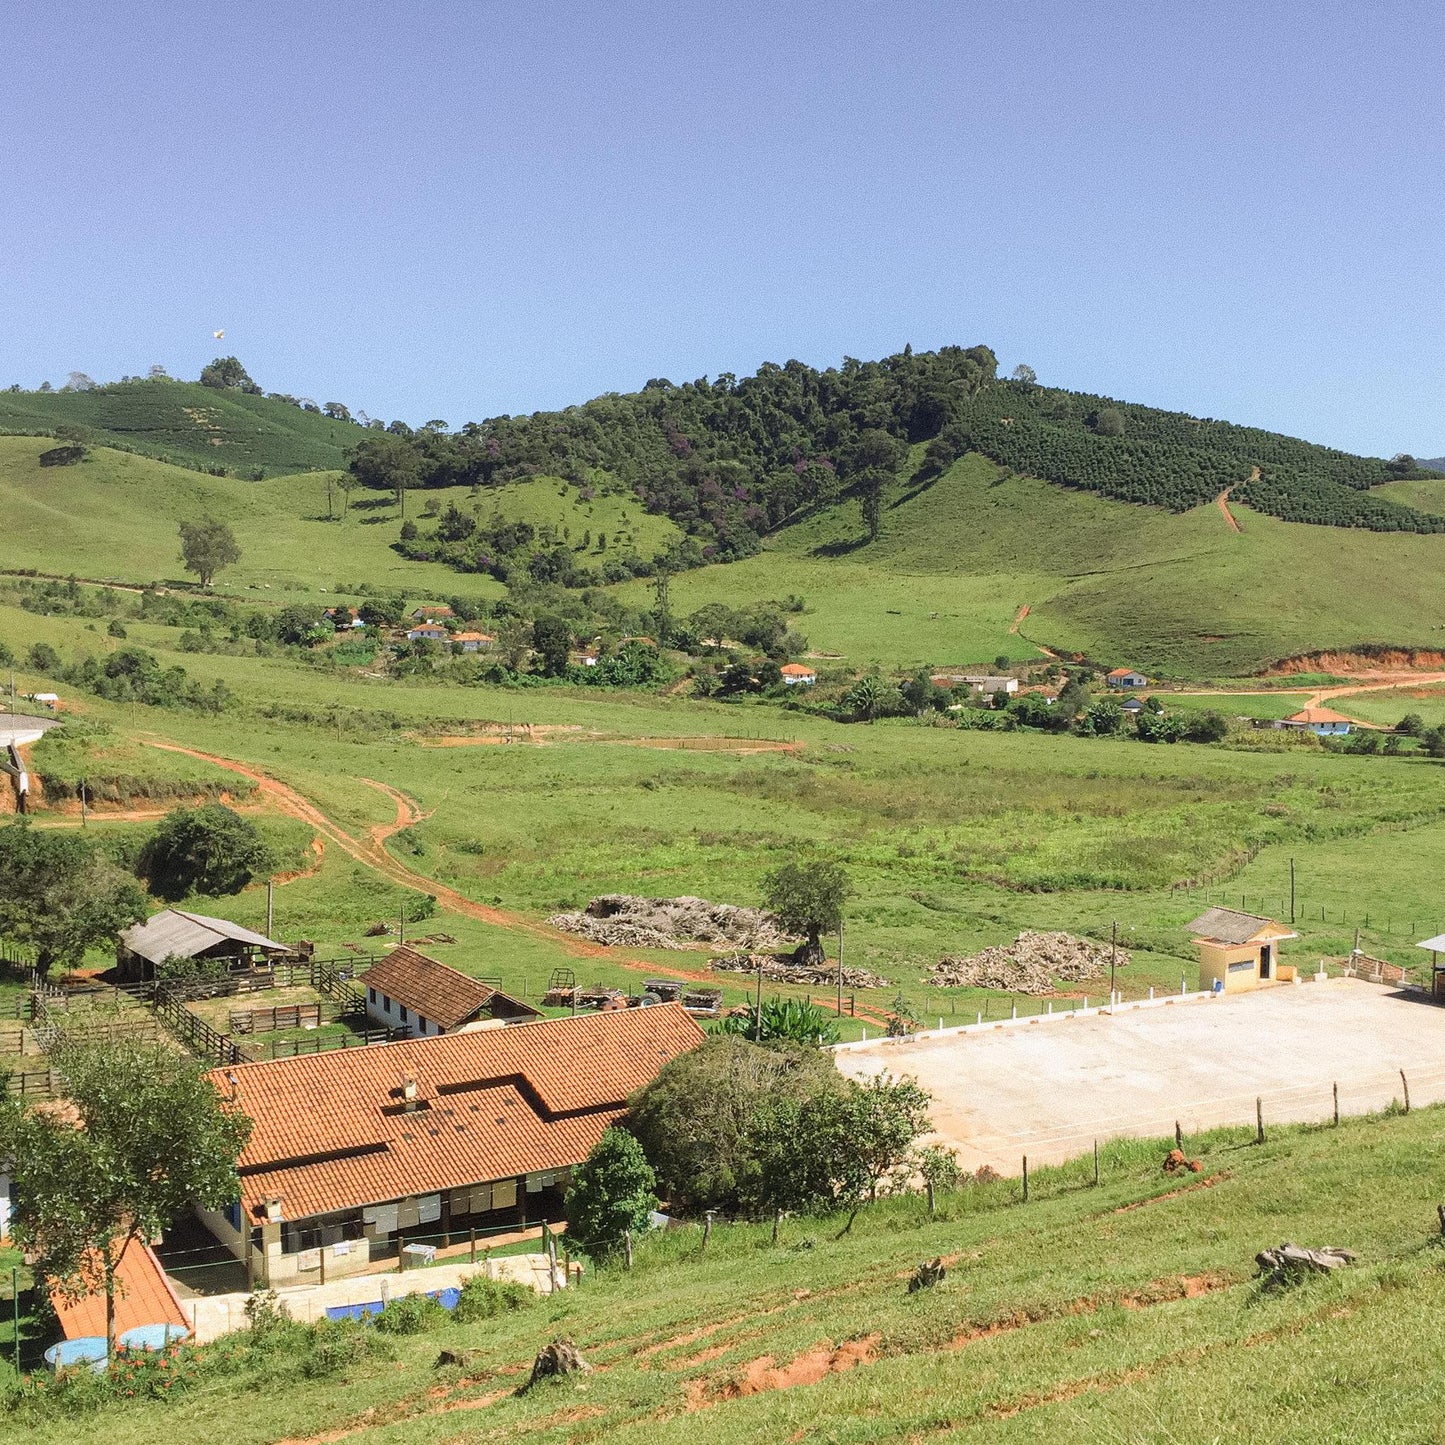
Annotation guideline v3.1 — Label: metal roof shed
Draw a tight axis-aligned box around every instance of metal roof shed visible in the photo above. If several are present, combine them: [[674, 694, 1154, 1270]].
[[117, 909, 288, 981]]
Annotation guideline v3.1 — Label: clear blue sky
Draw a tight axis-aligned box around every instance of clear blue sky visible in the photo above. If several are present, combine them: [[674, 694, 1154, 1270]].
[[4, 1, 1442, 455]]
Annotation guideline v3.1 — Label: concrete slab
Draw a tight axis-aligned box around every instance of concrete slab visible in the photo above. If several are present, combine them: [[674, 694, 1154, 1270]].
[[0, 712, 60, 747], [836, 978, 1445, 1173]]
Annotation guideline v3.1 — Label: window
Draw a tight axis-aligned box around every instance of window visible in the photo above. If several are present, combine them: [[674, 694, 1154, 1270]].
[[382, 994, 391, 1012], [368, 987, 376, 1005], [418, 1015, 427, 1033], [400, 1005, 409, 1024]]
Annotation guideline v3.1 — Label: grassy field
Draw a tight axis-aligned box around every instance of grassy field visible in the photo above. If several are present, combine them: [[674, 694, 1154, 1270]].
[[617, 452, 1445, 676], [0, 381, 352, 476], [12, 1105, 1445, 1441]]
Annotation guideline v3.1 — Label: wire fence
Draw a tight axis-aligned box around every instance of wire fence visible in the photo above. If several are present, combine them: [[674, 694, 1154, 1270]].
[[1176, 887, 1444, 941]]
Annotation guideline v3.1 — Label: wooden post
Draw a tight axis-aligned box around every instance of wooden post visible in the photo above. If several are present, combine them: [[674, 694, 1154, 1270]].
[[623, 1229, 633, 1271], [1437, 1204, 1445, 1237], [1021, 1155, 1029, 1203], [772, 1209, 783, 1246], [702, 1210, 715, 1252], [1175, 1120, 1183, 1151], [1333, 1081, 1339, 1127], [469, 1226, 476, 1262], [1401, 1069, 1411, 1114], [1256, 1097, 1265, 1144], [926, 1177, 936, 1217], [319, 1247, 327, 1285], [1093, 1139, 1100, 1187]]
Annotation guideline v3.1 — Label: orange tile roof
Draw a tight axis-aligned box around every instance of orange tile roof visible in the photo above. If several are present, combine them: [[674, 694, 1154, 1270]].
[[363, 945, 536, 1031], [1107, 667, 1140, 678], [51, 1241, 189, 1341], [780, 663, 817, 676], [1286, 707, 1353, 724], [211, 1004, 703, 1224], [451, 631, 495, 643]]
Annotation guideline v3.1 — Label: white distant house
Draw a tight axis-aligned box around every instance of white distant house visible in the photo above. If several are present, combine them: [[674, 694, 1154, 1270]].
[[1107, 668, 1147, 690], [965, 675, 1018, 696], [405, 624, 449, 643], [1273, 707, 1353, 737], [22, 692, 59, 709], [451, 631, 495, 653], [1120, 696, 1146, 716], [780, 663, 817, 685]]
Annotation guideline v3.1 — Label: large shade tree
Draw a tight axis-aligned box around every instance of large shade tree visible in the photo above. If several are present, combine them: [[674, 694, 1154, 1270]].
[[178, 518, 242, 588], [140, 803, 274, 901], [0, 1039, 252, 1356], [761, 859, 851, 967], [0, 821, 147, 976]]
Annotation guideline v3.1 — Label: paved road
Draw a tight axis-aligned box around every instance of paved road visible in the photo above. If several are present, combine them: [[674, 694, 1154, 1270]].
[[837, 979, 1445, 1173]]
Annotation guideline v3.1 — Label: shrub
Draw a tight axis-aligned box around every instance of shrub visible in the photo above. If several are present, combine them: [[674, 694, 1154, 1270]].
[[451, 1274, 533, 1323], [301, 1318, 390, 1375], [373, 1291, 447, 1335]]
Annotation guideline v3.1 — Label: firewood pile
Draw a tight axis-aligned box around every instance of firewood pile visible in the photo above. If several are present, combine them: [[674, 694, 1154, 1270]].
[[548, 894, 792, 951], [927, 931, 1130, 995], [711, 952, 891, 990]]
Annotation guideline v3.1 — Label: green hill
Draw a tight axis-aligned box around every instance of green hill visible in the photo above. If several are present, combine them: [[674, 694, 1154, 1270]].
[[15, 1106, 1445, 1443], [0, 378, 353, 476]]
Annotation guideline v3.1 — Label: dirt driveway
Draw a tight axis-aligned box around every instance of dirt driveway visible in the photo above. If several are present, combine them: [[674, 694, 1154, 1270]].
[[836, 979, 1445, 1173]]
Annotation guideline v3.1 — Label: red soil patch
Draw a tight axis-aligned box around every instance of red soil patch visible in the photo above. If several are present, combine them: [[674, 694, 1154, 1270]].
[[1113, 1172, 1230, 1213], [700, 1335, 880, 1404]]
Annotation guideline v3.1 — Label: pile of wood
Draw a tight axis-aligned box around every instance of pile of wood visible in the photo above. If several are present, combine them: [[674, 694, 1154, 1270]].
[[711, 952, 892, 990], [927, 931, 1130, 996], [547, 894, 792, 951]]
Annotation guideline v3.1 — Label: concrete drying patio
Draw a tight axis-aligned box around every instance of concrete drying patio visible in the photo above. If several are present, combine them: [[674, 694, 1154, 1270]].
[[836, 978, 1445, 1173]]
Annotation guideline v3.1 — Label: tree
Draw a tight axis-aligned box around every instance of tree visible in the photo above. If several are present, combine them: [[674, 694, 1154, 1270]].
[[1423, 727, 1445, 759], [1093, 407, 1126, 437], [358, 596, 405, 628], [62, 372, 97, 392], [348, 433, 421, 510], [627, 1035, 843, 1214], [761, 859, 851, 967], [563, 1126, 658, 1261], [0, 1039, 251, 1357], [199, 356, 261, 393], [532, 615, 570, 676], [1010, 363, 1038, 385], [1080, 698, 1123, 736], [858, 469, 886, 541], [1183, 709, 1231, 743], [1397, 712, 1426, 737], [843, 673, 885, 723], [0, 821, 147, 976], [178, 518, 241, 587], [139, 803, 274, 901], [27, 641, 62, 672], [322, 401, 352, 422]]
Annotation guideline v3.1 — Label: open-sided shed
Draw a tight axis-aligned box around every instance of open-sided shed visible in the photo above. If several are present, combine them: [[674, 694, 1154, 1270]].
[[117, 908, 289, 983]]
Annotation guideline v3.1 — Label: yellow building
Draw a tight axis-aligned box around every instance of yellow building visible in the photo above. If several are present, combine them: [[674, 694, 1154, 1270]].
[[1188, 907, 1298, 993]]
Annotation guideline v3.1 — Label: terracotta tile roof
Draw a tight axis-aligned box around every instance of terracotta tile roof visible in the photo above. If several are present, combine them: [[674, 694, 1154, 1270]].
[[51, 1241, 189, 1341], [780, 664, 816, 676], [363, 945, 537, 1030], [451, 631, 495, 643], [1285, 707, 1352, 725], [211, 1004, 703, 1224], [1107, 667, 1140, 679]]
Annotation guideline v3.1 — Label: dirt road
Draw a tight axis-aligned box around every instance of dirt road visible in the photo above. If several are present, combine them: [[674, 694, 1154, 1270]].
[[1215, 485, 1242, 533]]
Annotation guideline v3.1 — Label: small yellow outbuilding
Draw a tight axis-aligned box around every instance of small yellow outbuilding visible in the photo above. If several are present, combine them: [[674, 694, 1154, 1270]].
[[1187, 907, 1298, 993]]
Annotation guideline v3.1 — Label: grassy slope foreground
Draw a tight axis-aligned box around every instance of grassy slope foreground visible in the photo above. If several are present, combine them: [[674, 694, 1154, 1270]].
[[12, 1108, 1445, 1444]]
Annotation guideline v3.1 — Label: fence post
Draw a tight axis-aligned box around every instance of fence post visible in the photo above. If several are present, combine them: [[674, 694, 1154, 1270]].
[[1175, 1121, 1183, 1151], [1333, 1081, 1339, 1127], [1401, 1069, 1411, 1114], [772, 1210, 783, 1246], [1256, 1097, 1265, 1145], [1437, 1204, 1445, 1237], [1021, 1155, 1029, 1203], [702, 1210, 715, 1253], [623, 1230, 633, 1271], [1093, 1139, 1100, 1187]]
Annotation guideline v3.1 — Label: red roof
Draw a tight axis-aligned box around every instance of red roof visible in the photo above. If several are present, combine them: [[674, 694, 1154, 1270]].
[[211, 1005, 703, 1224], [364, 945, 537, 1030], [51, 1241, 189, 1341], [1107, 667, 1140, 679], [1286, 707, 1353, 724], [780, 663, 816, 676]]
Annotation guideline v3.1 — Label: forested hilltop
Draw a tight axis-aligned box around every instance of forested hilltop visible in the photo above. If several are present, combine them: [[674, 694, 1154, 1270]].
[[348, 346, 1444, 566]]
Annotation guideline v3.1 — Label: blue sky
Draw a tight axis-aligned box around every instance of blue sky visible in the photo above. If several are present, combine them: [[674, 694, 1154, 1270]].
[[3, 1, 1442, 455]]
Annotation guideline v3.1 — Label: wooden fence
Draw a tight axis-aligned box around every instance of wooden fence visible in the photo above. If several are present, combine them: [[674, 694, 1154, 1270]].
[[153, 987, 253, 1067], [1, 1067, 60, 1100], [229, 1002, 323, 1035], [256, 1026, 400, 1059]]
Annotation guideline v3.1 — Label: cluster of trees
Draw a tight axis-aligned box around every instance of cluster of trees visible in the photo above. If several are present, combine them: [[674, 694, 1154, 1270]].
[[347, 346, 1002, 563], [24, 641, 232, 712], [564, 1036, 934, 1259]]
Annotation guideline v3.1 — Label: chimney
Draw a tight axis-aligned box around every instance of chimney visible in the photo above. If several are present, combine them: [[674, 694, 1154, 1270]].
[[262, 1196, 284, 1223], [402, 1072, 418, 1110]]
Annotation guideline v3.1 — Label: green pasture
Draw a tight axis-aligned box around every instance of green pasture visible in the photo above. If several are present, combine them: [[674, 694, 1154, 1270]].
[[18, 1105, 1445, 1442]]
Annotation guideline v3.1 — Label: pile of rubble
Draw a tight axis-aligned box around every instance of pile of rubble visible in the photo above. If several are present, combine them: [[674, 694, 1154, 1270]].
[[711, 952, 892, 990], [927, 930, 1129, 996], [548, 895, 792, 951]]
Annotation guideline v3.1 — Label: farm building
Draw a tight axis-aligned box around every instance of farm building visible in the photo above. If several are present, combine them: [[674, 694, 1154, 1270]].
[[1106, 668, 1148, 689], [451, 631, 495, 653], [1120, 696, 1145, 715], [117, 909, 290, 983], [199, 1004, 704, 1287], [410, 605, 454, 620], [780, 663, 817, 685], [1187, 907, 1298, 994], [405, 624, 449, 643], [362, 945, 540, 1037], [324, 607, 364, 630], [1275, 706, 1353, 737]]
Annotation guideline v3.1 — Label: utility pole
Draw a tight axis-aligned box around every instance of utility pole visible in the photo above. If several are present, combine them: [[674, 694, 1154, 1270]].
[[1289, 857, 1296, 925], [1109, 920, 1118, 1003], [836, 918, 844, 1017], [266, 879, 275, 940], [755, 951, 764, 1042], [399, 903, 406, 946], [79, 779, 87, 827]]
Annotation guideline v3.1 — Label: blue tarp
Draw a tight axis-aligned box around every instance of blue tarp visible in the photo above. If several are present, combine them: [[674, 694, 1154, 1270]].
[[325, 1286, 461, 1323]]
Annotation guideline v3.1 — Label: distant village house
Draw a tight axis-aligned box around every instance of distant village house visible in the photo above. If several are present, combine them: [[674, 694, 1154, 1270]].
[[405, 624, 450, 643], [1187, 907, 1297, 993], [1274, 707, 1353, 737], [451, 631, 495, 653], [780, 663, 817, 685], [1107, 668, 1148, 690]]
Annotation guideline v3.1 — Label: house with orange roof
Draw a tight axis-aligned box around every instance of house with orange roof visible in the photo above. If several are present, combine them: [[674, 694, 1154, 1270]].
[[1275, 706, 1353, 737], [450, 631, 495, 653], [780, 663, 817, 685], [1106, 667, 1148, 689], [362, 945, 539, 1037], [410, 605, 455, 620], [404, 623, 449, 643], [49, 1239, 190, 1344], [199, 1004, 703, 1287]]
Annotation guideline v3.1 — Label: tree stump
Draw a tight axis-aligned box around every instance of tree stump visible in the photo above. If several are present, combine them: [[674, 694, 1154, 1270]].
[[434, 1347, 482, 1370], [1255, 1242, 1355, 1289], [908, 1257, 947, 1293], [522, 1337, 592, 1392]]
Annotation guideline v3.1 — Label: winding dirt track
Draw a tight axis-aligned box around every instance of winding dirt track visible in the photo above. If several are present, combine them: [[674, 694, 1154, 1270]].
[[137, 741, 891, 1019], [1215, 485, 1242, 533]]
